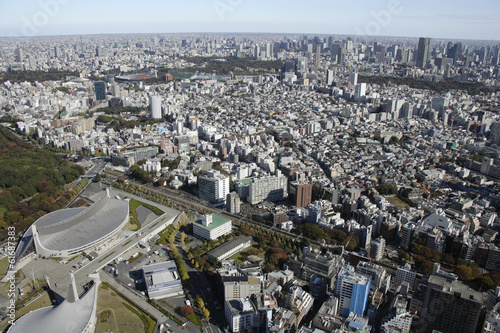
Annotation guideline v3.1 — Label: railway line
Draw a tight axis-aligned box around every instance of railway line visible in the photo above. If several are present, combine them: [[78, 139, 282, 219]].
[[115, 179, 325, 249]]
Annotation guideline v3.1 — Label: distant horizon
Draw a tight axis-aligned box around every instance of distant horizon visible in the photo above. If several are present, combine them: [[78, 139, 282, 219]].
[[1, 31, 499, 44], [1, 0, 499, 41]]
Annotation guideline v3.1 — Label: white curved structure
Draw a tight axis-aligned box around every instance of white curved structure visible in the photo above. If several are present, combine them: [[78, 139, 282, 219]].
[[8, 272, 100, 333], [28, 192, 129, 258]]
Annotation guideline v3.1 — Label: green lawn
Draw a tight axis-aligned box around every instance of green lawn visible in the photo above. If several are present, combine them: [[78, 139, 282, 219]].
[[129, 199, 164, 216], [96, 283, 155, 333], [384, 196, 410, 210], [185, 312, 202, 326], [0, 257, 10, 277], [227, 244, 264, 264], [127, 198, 165, 231]]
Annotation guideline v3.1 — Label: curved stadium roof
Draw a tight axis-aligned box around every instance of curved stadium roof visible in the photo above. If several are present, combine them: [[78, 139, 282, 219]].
[[7, 276, 99, 333], [34, 195, 129, 253]]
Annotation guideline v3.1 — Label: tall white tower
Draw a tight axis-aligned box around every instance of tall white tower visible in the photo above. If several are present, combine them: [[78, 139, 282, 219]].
[[149, 95, 162, 119]]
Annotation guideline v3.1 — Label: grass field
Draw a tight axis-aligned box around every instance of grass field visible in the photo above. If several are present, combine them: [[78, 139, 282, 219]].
[[0, 257, 11, 297], [129, 199, 164, 216], [0, 257, 10, 277], [228, 244, 265, 265], [123, 218, 141, 231], [127, 198, 164, 231], [185, 312, 202, 326], [96, 283, 155, 333], [384, 196, 410, 210]]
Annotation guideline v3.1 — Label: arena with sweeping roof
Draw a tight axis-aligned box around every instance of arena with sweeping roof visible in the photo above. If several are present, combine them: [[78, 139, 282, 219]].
[[14, 189, 129, 259]]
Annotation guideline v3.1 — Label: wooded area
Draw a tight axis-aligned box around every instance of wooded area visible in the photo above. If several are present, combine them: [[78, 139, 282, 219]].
[[0, 70, 79, 83], [359, 75, 492, 96], [0, 126, 85, 238], [182, 56, 283, 75]]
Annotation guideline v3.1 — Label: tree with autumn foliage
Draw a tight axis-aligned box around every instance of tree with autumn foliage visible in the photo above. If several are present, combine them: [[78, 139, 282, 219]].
[[179, 305, 194, 317], [268, 247, 288, 267]]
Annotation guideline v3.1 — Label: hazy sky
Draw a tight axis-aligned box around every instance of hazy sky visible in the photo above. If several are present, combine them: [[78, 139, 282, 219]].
[[0, 0, 499, 40]]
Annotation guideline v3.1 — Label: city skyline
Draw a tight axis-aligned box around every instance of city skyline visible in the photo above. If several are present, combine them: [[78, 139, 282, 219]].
[[0, 0, 499, 41], [2, 3, 500, 331]]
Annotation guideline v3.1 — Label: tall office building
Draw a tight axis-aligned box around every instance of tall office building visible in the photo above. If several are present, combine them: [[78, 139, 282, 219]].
[[198, 171, 230, 206], [416, 37, 431, 69], [447, 42, 462, 64], [94, 81, 106, 100], [315, 44, 321, 66], [348, 72, 358, 86], [28, 56, 37, 70], [488, 121, 500, 147], [266, 43, 273, 59], [354, 83, 366, 101], [370, 237, 386, 261], [54, 46, 61, 59], [226, 192, 241, 214], [331, 42, 342, 63], [421, 275, 483, 333], [394, 263, 417, 289], [282, 60, 296, 75], [326, 69, 334, 86], [335, 265, 371, 317], [149, 95, 162, 119], [253, 44, 260, 58], [15, 47, 23, 62], [289, 182, 312, 208], [110, 83, 120, 97], [327, 36, 334, 48]]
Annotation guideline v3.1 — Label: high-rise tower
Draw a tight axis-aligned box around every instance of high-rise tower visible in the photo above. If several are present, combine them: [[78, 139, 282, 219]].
[[416, 37, 431, 69]]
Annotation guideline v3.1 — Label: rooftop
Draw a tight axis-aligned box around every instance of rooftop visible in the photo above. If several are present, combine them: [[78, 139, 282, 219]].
[[143, 261, 183, 297], [8, 274, 99, 333], [237, 178, 253, 186], [207, 236, 252, 259], [34, 194, 129, 252], [194, 213, 231, 231]]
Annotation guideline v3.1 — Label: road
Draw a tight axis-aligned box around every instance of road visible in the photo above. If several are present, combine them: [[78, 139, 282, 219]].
[[194, 272, 225, 333], [185, 262, 224, 333], [85, 158, 107, 178]]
